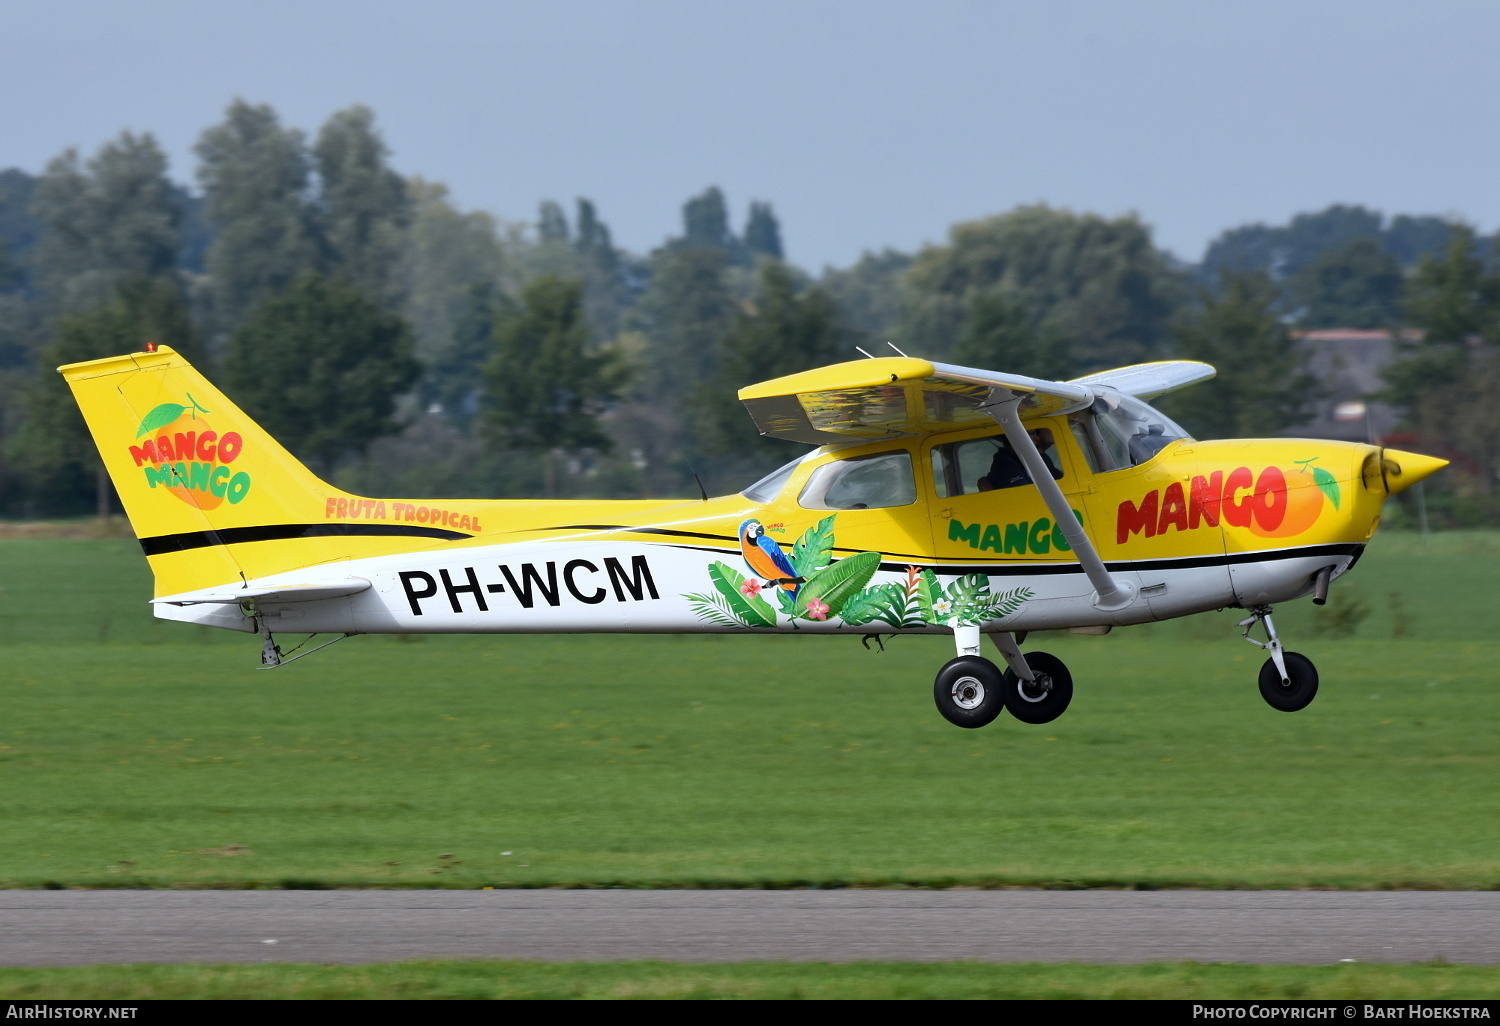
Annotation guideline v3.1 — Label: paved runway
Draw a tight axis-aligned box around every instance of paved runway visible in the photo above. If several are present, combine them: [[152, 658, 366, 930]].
[[3, 890, 1497, 967]]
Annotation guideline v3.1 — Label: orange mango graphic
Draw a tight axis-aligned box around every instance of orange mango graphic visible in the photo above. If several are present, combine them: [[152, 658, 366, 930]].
[[166, 482, 225, 510], [1249, 461, 1339, 539]]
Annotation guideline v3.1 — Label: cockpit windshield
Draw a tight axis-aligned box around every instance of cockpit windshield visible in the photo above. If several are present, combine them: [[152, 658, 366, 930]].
[[1091, 392, 1192, 467]]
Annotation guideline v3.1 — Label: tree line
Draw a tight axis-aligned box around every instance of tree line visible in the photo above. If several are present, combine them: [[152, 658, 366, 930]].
[[0, 101, 1496, 523]]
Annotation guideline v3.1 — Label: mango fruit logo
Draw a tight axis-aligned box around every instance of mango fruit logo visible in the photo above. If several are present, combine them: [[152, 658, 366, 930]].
[[1247, 459, 1340, 539], [1117, 461, 1339, 544], [126, 394, 253, 509]]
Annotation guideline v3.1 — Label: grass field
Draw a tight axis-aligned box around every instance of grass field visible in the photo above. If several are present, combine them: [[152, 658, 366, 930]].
[[3, 961, 1499, 999], [0, 530, 1496, 890]]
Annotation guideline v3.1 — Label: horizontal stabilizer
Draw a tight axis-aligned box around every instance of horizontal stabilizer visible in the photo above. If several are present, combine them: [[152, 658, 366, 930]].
[[152, 578, 372, 607], [1069, 361, 1215, 400]]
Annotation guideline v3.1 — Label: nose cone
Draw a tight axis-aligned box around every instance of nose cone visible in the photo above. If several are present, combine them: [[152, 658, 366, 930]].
[[1380, 449, 1449, 495]]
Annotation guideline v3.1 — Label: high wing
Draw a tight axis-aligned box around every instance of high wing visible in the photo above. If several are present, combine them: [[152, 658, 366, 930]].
[[737, 357, 1094, 445], [1069, 360, 1215, 400], [738, 357, 1212, 444]]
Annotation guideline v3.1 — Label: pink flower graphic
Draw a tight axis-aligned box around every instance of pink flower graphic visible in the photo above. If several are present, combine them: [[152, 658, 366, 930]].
[[739, 578, 763, 598], [805, 597, 830, 621]]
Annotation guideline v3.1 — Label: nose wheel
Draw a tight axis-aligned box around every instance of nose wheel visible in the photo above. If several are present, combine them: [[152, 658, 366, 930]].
[[1240, 606, 1319, 712], [1258, 651, 1319, 712]]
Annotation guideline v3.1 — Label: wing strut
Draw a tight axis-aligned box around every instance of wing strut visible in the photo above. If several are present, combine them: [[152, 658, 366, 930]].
[[987, 394, 1136, 612]]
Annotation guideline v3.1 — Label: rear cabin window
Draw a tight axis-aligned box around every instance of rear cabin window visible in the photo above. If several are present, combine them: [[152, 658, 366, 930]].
[[799, 451, 917, 510], [741, 457, 801, 502]]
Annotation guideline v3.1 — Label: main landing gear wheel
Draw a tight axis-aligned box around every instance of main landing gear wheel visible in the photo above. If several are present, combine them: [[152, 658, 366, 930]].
[[933, 656, 1005, 728], [1258, 651, 1319, 712], [999, 651, 1073, 725]]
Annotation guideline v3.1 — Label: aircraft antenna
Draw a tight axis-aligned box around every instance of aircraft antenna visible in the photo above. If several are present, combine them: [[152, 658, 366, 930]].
[[682, 457, 709, 502], [854, 346, 876, 359], [886, 342, 910, 357]]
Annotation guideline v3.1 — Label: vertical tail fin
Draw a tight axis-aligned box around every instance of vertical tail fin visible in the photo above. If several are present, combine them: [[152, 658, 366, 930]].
[[61, 346, 478, 597]]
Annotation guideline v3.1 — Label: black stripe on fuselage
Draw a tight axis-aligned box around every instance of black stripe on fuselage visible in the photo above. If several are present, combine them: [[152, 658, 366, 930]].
[[549, 524, 940, 560], [139, 523, 470, 556], [544, 524, 1365, 576], [641, 540, 1366, 577], [549, 524, 741, 543]]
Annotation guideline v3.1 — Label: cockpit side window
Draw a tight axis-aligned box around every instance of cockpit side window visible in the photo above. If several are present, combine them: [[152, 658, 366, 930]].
[[1091, 409, 1134, 469], [799, 451, 916, 510], [930, 430, 1063, 498], [1069, 417, 1103, 473]]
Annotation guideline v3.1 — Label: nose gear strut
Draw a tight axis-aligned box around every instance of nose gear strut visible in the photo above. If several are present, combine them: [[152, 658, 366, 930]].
[[1239, 605, 1321, 712], [1239, 605, 1288, 685]]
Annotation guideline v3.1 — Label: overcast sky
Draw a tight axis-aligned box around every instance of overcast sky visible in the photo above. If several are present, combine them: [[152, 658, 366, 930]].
[[4, 0, 1497, 269]]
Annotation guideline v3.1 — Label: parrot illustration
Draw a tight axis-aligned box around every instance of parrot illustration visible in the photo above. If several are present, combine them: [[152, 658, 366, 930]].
[[739, 519, 803, 598]]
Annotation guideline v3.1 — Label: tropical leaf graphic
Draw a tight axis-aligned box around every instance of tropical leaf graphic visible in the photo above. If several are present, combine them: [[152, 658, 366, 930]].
[[901, 571, 1033, 627], [894, 582, 929, 627], [828, 582, 906, 630], [134, 394, 210, 438], [977, 586, 1033, 623], [795, 550, 880, 619], [838, 583, 902, 626], [840, 565, 925, 627], [136, 403, 188, 438], [944, 573, 993, 625], [892, 571, 933, 628], [914, 568, 942, 623], [685, 591, 751, 629], [856, 582, 930, 628], [706, 561, 778, 627], [1312, 466, 1341, 510], [790, 516, 835, 578]]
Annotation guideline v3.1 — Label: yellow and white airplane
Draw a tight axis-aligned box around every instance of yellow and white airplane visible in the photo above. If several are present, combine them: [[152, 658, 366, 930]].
[[61, 346, 1446, 728]]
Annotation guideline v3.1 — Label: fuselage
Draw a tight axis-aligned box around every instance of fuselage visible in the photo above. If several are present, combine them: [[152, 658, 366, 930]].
[[153, 415, 1416, 639]]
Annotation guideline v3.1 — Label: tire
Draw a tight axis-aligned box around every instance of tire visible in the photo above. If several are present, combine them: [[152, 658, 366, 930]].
[[933, 656, 1006, 728], [1258, 651, 1319, 712], [999, 651, 1073, 724]]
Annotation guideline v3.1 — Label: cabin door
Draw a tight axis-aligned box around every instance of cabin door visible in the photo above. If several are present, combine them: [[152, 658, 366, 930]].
[[924, 420, 1094, 567]]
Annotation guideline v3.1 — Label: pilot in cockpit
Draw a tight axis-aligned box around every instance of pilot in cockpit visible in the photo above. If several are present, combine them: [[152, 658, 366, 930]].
[[977, 429, 1062, 492]]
